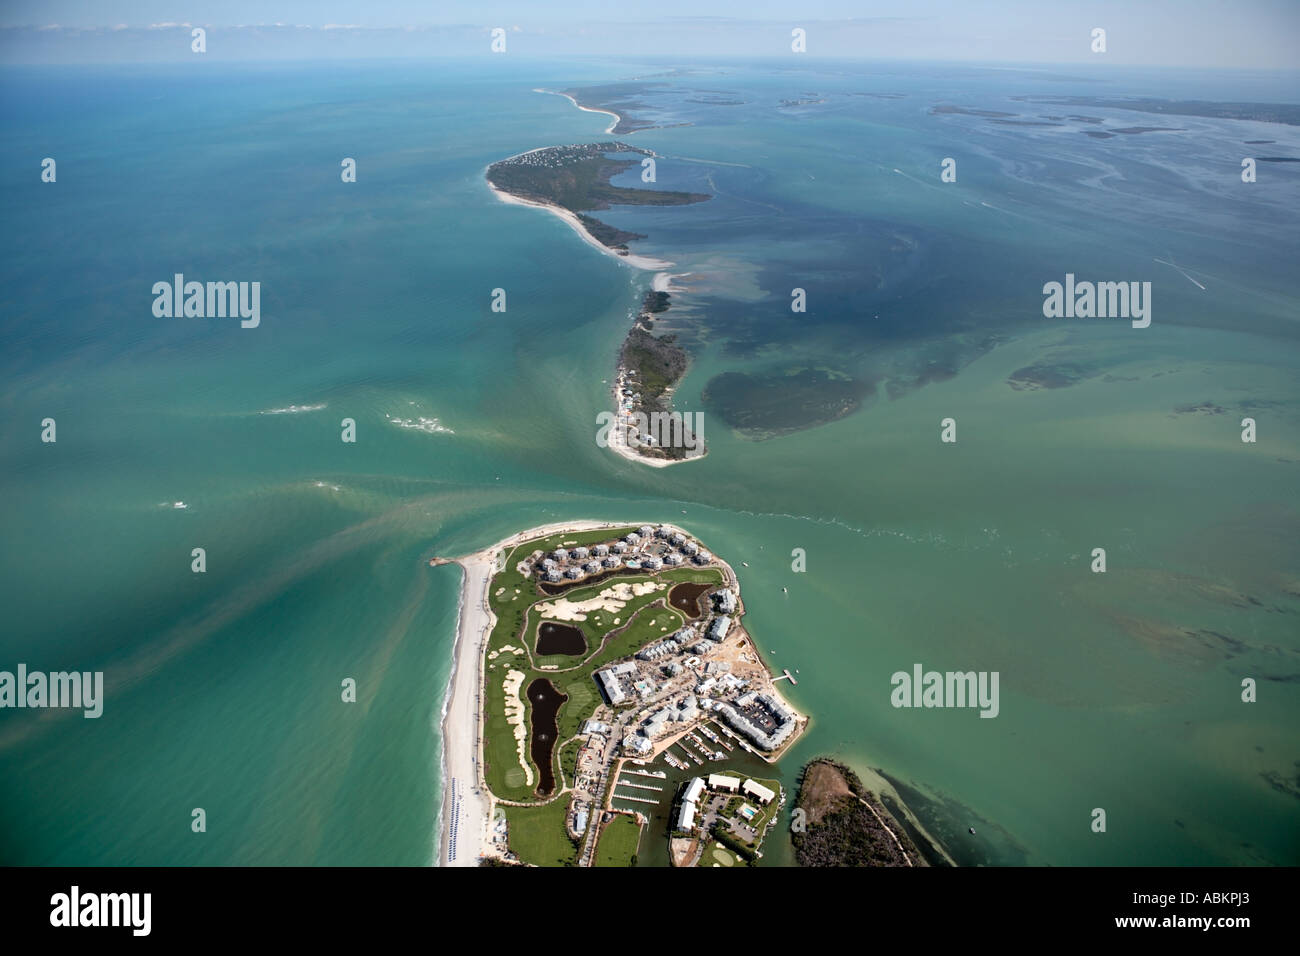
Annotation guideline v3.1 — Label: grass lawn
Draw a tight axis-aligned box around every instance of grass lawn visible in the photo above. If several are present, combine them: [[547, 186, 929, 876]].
[[709, 844, 737, 867], [484, 570, 717, 800], [504, 799, 578, 867], [482, 646, 537, 801], [594, 814, 643, 867], [558, 736, 582, 790], [480, 527, 728, 804]]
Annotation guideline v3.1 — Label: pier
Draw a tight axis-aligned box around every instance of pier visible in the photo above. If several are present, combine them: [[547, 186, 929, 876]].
[[613, 793, 658, 806]]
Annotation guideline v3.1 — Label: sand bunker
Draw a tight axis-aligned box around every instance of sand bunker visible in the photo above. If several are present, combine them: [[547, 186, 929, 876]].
[[502, 669, 534, 788], [536, 581, 665, 622]]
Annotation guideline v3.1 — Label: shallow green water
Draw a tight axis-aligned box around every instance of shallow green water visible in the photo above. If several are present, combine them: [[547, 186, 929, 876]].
[[0, 59, 1295, 865]]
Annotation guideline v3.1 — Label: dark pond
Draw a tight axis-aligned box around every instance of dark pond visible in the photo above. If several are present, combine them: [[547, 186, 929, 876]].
[[536, 621, 587, 657], [527, 678, 567, 796], [668, 581, 711, 619]]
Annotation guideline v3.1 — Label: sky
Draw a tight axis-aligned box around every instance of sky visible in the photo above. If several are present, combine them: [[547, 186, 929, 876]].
[[0, 1, 1297, 68]]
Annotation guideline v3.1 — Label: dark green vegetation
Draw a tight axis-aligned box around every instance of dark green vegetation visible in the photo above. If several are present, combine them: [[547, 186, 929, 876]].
[[618, 289, 697, 461], [486, 142, 710, 253], [1007, 360, 1097, 390], [575, 212, 645, 251], [711, 825, 757, 863], [702, 366, 872, 440], [643, 290, 670, 315], [792, 759, 922, 867], [622, 326, 688, 401]]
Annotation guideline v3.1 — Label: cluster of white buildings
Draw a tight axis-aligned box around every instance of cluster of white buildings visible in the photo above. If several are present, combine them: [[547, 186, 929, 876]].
[[711, 589, 737, 615], [621, 693, 701, 756], [645, 695, 700, 738], [695, 671, 746, 698], [637, 625, 694, 662], [675, 773, 778, 833], [677, 776, 707, 831], [714, 691, 798, 751], [596, 661, 638, 705], [530, 525, 714, 584]]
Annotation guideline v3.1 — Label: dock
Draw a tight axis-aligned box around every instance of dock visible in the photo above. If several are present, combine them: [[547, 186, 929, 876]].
[[613, 793, 658, 806], [617, 781, 663, 792]]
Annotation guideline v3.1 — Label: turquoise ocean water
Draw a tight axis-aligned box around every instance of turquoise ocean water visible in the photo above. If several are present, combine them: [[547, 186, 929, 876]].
[[1, 58, 1296, 865]]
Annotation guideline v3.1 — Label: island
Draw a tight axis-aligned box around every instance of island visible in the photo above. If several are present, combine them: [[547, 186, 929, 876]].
[[435, 521, 806, 867], [486, 144, 711, 466], [534, 83, 691, 135], [792, 758, 954, 867], [485, 142, 709, 258]]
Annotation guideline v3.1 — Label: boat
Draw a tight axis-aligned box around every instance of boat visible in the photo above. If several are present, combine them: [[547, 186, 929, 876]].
[[968, 827, 976, 835], [782, 587, 787, 593]]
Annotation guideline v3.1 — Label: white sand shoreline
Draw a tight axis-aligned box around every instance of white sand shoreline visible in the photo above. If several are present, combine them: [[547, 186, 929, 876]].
[[436, 520, 640, 866], [533, 87, 622, 135], [486, 176, 673, 272], [604, 375, 705, 469]]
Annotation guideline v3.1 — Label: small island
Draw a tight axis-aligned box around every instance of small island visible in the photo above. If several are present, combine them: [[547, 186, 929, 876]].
[[610, 288, 704, 465], [792, 758, 937, 867], [485, 142, 709, 259], [486, 144, 711, 467], [436, 521, 806, 867]]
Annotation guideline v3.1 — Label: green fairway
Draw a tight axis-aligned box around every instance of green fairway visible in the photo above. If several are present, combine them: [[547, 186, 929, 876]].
[[594, 814, 643, 867], [481, 551, 724, 801], [504, 800, 578, 867]]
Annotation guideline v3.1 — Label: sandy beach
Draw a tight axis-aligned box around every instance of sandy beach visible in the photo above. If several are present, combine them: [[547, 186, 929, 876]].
[[604, 409, 682, 469], [533, 87, 622, 135], [436, 520, 640, 866], [487, 178, 673, 272]]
